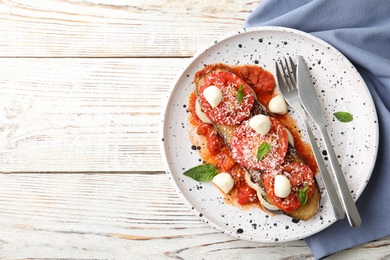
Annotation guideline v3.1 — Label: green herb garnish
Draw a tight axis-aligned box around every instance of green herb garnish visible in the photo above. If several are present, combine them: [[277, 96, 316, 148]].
[[237, 85, 244, 104], [298, 183, 309, 206], [333, 111, 353, 122], [183, 164, 218, 182], [257, 142, 271, 162]]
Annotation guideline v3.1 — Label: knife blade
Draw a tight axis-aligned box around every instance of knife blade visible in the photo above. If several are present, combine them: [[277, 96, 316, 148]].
[[296, 55, 361, 228]]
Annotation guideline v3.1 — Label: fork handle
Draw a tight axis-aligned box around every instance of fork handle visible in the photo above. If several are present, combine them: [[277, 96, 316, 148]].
[[302, 120, 345, 220], [319, 125, 362, 227]]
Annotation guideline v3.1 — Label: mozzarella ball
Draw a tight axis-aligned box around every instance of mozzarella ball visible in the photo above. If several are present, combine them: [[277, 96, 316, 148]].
[[212, 172, 234, 194], [249, 115, 271, 135], [268, 95, 287, 115], [203, 85, 222, 108], [274, 175, 291, 198]]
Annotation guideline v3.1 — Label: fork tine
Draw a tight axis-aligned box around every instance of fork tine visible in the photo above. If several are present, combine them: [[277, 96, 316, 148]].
[[275, 56, 299, 96], [275, 61, 283, 86], [288, 56, 297, 82], [278, 58, 291, 91], [275, 61, 288, 92]]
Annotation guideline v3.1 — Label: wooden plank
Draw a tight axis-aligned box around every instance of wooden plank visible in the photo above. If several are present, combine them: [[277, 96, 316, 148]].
[[0, 57, 184, 172], [0, 173, 388, 259], [0, 0, 260, 57]]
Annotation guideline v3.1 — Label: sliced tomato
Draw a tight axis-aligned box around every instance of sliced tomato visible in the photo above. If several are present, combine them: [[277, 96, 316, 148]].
[[230, 117, 288, 171], [263, 162, 315, 212], [198, 71, 254, 126]]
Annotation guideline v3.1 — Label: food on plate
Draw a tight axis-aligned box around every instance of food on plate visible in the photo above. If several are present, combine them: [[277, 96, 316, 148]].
[[212, 172, 235, 194], [230, 116, 288, 171], [268, 95, 287, 115], [333, 111, 353, 122], [249, 114, 271, 135], [186, 63, 320, 221], [197, 69, 255, 125]]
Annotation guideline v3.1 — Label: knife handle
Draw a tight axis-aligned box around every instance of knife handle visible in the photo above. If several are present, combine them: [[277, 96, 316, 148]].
[[320, 126, 362, 227], [303, 120, 345, 220]]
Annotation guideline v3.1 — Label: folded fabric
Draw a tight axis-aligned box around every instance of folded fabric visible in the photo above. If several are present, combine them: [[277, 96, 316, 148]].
[[244, 0, 390, 259]]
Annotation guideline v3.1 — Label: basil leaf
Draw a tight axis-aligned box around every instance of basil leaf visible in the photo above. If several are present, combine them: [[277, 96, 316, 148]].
[[183, 164, 218, 182], [237, 85, 244, 104], [333, 111, 353, 122], [298, 183, 309, 206], [257, 142, 271, 162]]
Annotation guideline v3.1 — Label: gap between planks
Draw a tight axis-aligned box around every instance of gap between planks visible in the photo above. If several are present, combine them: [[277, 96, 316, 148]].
[[0, 56, 193, 59], [0, 171, 166, 174]]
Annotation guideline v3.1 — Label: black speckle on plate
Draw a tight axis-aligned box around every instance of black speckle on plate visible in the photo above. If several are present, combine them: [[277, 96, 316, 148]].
[[292, 218, 300, 224]]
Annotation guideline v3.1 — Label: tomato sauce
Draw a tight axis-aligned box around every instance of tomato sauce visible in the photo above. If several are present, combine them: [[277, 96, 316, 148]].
[[273, 113, 318, 174], [188, 93, 236, 172], [188, 63, 317, 208]]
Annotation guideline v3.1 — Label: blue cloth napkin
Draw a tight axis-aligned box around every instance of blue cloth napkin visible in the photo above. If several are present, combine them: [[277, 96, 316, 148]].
[[244, 0, 390, 259]]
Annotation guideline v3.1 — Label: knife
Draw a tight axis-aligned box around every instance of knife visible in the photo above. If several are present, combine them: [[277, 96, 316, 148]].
[[296, 55, 362, 228]]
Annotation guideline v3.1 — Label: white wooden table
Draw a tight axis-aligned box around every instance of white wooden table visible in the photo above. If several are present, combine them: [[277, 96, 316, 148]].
[[0, 1, 389, 259]]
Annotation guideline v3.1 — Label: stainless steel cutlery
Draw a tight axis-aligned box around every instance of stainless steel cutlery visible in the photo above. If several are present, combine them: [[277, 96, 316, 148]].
[[276, 56, 361, 227]]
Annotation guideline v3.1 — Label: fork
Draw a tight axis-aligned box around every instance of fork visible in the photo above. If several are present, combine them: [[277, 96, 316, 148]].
[[275, 57, 345, 220]]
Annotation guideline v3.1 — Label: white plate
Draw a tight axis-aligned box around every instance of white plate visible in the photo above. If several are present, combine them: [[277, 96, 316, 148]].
[[160, 26, 378, 242]]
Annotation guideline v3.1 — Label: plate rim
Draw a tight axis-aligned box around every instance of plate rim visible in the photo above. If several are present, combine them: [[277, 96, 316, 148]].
[[159, 25, 379, 242]]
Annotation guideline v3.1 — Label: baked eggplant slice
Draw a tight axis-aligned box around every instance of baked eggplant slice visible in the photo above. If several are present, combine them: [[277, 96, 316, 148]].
[[193, 63, 319, 220]]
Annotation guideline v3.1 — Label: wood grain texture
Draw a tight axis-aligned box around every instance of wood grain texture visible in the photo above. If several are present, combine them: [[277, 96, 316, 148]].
[[1, 0, 390, 258], [0, 0, 260, 57], [0, 173, 389, 259], [0, 57, 184, 172]]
